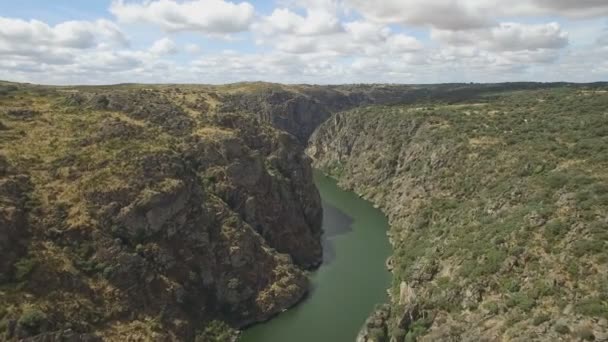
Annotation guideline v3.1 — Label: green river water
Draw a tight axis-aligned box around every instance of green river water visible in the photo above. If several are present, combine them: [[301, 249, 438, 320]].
[[241, 170, 392, 342]]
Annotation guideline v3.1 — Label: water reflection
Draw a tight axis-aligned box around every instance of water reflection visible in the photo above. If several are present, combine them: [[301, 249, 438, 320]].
[[321, 200, 354, 265]]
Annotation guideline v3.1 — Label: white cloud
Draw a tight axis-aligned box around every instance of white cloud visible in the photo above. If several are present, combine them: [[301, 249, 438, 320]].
[[150, 37, 178, 55], [0, 1, 607, 85], [0, 17, 127, 53], [510, 0, 608, 18], [387, 34, 424, 53], [254, 15, 423, 58], [185, 43, 202, 54], [344, 21, 389, 43], [344, 0, 492, 30], [256, 7, 343, 36], [432, 22, 569, 52], [110, 0, 255, 34], [344, 0, 608, 30]]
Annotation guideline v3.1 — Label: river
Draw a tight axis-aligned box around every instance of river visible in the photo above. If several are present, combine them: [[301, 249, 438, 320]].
[[240, 170, 392, 342]]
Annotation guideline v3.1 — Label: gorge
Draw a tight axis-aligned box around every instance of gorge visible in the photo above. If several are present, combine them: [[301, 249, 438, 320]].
[[1, 81, 608, 341]]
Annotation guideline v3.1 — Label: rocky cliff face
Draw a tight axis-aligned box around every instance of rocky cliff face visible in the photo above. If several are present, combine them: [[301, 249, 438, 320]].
[[0, 85, 321, 341], [218, 84, 420, 143], [218, 82, 567, 144], [309, 87, 608, 341]]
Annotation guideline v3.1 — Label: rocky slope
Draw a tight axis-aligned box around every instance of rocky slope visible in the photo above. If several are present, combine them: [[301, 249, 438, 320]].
[[2, 81, 607, 342], [218, 82, 562, 143], [0, 84, 321, 341], [309, 86, 608, 341]]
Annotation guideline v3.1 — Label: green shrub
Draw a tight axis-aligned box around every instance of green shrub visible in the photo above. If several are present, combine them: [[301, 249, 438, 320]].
[[483, 301, 500, 315], [567, 261, 580, 277], [14, 257, 38, 281], [17, 308, 47, 335], [404, 325, 427, 342], [572, 239, 605, 257], [554, 323, 570, 335], [506, 293, 535, 312], [576, 298, 608, 319], [544, 220, 568, 240], [196, 320, 236, 342], [501, 278, 521, 293], [532, 313, 550, 326], [368, 327, 388, 342], [528, 280, 555, 299], [545, 173, 569, 189]]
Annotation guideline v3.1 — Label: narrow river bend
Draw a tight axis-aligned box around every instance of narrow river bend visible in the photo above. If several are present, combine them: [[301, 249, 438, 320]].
[[241, 170, 392, 342]]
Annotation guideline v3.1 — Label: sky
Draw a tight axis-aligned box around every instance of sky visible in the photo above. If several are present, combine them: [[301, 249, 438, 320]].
[[0, 0, 607, 85]]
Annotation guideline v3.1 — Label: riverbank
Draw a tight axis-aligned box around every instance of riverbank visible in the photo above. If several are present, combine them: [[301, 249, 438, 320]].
[[240, 170, 392, 342]]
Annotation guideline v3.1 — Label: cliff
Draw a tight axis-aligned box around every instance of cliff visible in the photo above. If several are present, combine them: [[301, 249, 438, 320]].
[[309, 86, 608, 341], [0, 84, 321, 340], [218, 82, 570, 143]]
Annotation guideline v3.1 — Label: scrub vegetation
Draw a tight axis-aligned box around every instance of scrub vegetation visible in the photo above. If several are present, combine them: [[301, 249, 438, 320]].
[[309, 85, 608, 341]]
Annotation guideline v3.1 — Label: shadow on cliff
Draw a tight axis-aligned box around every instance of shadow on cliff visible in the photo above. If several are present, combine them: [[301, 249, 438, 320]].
[[320, 200, 353, 265]]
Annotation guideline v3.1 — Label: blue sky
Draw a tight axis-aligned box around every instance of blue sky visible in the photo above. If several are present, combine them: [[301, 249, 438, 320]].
[[0, 0, 606, 85]]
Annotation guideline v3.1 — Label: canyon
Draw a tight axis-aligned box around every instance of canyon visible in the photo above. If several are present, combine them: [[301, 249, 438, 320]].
[[1, 81, 608, 341]]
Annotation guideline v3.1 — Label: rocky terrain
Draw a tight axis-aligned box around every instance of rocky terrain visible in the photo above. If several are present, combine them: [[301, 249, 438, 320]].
[[0, 83, 322, 340], [309, 86, 608, 341], [2, 80, 607, 341], [218, 82, 565, 143]]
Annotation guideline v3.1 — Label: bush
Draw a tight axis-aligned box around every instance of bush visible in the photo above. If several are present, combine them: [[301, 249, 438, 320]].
[[17, 308, 47, 335], [544, 220, 568, 240], [404, 325, 428, 342], [572, 239, 605, 257], [576, 298, 608, 319], [368, 327, 388, 342], [196, 320, 236, 342], [506, 293, 535, 312], [14, 257, 37, 281], [483, 301, 500, 315], [529, 280, 555, 299], [532, 313, 550, 326], [554, 323, 570, 335]]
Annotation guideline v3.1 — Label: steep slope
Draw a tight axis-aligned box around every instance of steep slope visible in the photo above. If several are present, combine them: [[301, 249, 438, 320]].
[[218, 82, 565, 143], [309, 87, 608, 341], [0, 84, 321, 341]]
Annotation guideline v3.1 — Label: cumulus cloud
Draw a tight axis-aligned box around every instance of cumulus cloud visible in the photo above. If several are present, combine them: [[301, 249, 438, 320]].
[[344, 0, 608, 30], [110, 0, 255, 34], [254, 15, 423, 58], [185, 43, 202, 54], [432, 22, 569, 52], [150, 37, 177, 55], [512, 0, 608, 18], [0, 0, 607, 84], [0, 17, 127, 53], [344, 0, 493, 30], [255, 7, 342, 36]]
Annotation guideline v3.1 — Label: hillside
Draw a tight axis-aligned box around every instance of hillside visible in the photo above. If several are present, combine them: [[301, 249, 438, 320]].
[[0, 83, 322, 340], [308, 86, 608, 341]]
